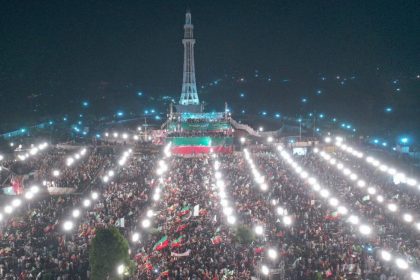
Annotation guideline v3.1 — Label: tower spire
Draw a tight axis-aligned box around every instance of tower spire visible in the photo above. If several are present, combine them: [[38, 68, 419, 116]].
[[179, 10, 199, 106]]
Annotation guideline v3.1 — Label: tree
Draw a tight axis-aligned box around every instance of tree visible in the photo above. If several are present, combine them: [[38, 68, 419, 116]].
[[234, 225, 255, 245], [89, 227, 133, 280]]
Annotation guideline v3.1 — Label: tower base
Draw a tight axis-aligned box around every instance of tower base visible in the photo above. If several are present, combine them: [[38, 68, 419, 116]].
[[175, 104, 203, 113]]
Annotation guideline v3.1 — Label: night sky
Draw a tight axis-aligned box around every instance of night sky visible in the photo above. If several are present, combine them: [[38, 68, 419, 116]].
[[0, 0, 419, 137]]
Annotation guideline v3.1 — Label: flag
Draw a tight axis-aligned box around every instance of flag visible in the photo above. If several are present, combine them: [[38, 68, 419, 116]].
[[325, 211, 340, 221], [171, 235, 185, 248], [254, 247, 264, 254], [326, 269, 333, 277], [153, 235, 169, 251], [176, 224, 188, 232], [171, 249, 191, 257], [178, 206, 190, 217], [211, 235, 222, 245], [115, 217, 125, 228]]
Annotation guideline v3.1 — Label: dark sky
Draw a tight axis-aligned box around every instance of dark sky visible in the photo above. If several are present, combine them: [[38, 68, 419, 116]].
[[1, 0, 418, 86], [0, 0, 418, 125]]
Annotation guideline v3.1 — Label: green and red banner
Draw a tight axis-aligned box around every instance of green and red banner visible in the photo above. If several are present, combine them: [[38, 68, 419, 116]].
[[178, 206, 190, 217], [176, 224, 188, 232], [153, 235, 169, 251], [211, 235, 222, 245], [171, 235, 186, 248]]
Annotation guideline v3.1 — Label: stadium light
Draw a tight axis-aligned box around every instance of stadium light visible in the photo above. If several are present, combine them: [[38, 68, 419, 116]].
[[227, 215, 236, 225], [132, 232, 140, 243], [72, 209, 81, 218], [395, 258, 409, 269], [117, 264, 125, 275], [63, 220, 74, 231], [142, 219, 151, 228], [283, 216, 292, 226], [261, 265, 269, 275], [83, 199, 91, 208], [268, 248, 277, 260], [24, 192, 34, 200], [254, 225, 264, 235], [381, 250, 392, 261]]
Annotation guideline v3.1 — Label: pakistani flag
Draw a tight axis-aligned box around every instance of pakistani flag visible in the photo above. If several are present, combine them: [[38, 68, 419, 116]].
[[171, 235, 185, 248], [178, 206, 190, 217], [211, 235, 222, 245], [325, 211, 340, 221], [153, 235, 169, 251]]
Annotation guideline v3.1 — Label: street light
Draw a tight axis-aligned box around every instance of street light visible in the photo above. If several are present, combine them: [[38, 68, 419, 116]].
[[261, 265, 269, 275], [117, 264, 125, 275], [268, 248, 278, 260], [63, 220, 73, 231]]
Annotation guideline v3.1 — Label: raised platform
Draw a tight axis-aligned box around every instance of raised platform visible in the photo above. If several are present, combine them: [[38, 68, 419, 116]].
[[171, 146, 233, 155], [164, 111, 233, 155], [175, 104, 203, 113]]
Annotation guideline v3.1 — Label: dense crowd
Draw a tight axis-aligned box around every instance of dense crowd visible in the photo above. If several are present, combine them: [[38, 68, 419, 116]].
[[36, 147, 115, 190], [1, 140, 419, 280]]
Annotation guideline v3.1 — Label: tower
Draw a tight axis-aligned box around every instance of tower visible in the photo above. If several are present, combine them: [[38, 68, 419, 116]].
[[179, 10, 199, 106]]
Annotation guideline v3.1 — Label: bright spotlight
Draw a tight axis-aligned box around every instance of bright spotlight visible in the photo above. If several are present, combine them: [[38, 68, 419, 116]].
[[132, 232, 140, 242], [412, 272, 420, 280], [91, 192, 99, 200], [24, 192, 34, 200], [83, 199, 91, 208], [223, 207, 233, 216], [387, 203, 397, 212], [30, 186, 39, 193], [142, 219, 151, 228], [72, 209, 81, 218], [63, 220, 74, 231], [348, 215, 359, 225], [283, 216, 292, 225], [254, 225, 264, 235], [337, 206, 348, 215], [276, 207, 285, 216], [146, 210, 154, 218], [117, 264, 125, 275], [403, 213, 413, 223], [329, 197, 339, 207], [395, 258, 409, 270], [381, 250, 392, 261], [4, 205, 13, 214], [268, 248, 278, 260], [261, 265, 269, 275], [12, 199, 22, 207], [227, 215, 236, 225], [359, 224, 371, 235]]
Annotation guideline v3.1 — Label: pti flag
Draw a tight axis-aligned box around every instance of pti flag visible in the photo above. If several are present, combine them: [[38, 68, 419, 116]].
[[171, 235, 185, 248], [178, 206, 191, 217], [153, 235, 169, 251]]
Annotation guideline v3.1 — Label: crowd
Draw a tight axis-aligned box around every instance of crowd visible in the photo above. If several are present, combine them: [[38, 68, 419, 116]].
[[0, 144, 158, 279], [130, 156, 252, 279], [220, 151, 372, 279], [36, 146, 115, 190], [1, 140, 419, 280]]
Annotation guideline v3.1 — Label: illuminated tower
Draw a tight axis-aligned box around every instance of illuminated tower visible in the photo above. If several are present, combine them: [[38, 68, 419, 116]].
[[179, 10, 199, 105]]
